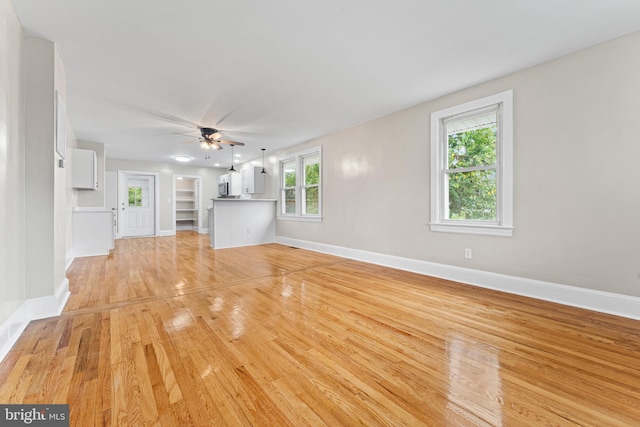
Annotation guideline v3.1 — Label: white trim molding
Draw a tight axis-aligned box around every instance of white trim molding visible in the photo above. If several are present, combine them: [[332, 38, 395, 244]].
[[276, 236, 640, 321], [0, 278, 70, 363], [0, 304, 29, 363]]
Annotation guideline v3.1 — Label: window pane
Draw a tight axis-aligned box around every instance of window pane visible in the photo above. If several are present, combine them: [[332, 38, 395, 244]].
[[128, 187, 143, 207], [283, 161, 296, 187], [303, 155, 320, 185], [285, 189, 296, 214], [447, 112, 497, 169], [447, 169, 496, 221], [304, 186, 318, 214]]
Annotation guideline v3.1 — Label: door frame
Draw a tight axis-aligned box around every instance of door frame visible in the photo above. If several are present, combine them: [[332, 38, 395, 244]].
[[172, 174, 203, 233], [117, 170, 160, 239]]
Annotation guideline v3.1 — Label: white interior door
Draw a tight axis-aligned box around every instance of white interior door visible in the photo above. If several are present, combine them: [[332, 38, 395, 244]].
[[120, 174, 155, 237]]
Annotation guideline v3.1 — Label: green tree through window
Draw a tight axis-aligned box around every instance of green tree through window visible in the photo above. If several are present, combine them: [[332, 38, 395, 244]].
[[447, 125, 497, 220], [303, 156, 320, 214], [282, 160, 296, 214], [128, 187, 143, 207]]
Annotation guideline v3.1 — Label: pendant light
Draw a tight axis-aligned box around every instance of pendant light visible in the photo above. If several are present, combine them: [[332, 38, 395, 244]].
[[228, 144, 236, 172], [261, 148, 266, 174]]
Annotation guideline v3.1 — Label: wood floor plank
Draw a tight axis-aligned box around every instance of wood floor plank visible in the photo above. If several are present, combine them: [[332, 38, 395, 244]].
[[1, 231, 639, 426]]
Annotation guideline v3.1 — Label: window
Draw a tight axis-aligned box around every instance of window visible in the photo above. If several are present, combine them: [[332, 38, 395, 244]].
[[128, 187, 143, 206], [282, 160, 296, 214], [279, 146, 322, 221], [430, 90, 513, 236], [127, 178, 149, 208]]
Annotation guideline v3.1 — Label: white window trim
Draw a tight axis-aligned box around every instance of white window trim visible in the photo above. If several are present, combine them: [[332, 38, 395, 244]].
[[278, 146, 323, 222], [430, 90, 514, 237]]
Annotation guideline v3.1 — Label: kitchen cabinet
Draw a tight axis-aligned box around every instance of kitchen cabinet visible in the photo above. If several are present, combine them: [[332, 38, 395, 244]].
[[72, 149, 98, 190], [219, 172, 242, 196], [241, 167, 265, 194]]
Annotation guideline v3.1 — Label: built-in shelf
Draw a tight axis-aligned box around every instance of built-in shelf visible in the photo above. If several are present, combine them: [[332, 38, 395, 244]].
[[175, 177, 200, 231]]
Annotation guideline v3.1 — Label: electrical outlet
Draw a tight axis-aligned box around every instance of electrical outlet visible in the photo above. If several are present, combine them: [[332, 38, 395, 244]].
[[464, 248, 472, 259]]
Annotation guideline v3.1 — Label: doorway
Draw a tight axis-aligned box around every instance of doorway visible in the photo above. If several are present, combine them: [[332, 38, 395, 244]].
[[118, 172, 157, 237], [173, 174, 203, 233]]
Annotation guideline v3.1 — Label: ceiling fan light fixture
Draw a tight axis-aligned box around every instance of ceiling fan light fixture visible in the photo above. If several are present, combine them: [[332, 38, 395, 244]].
[[210, 132, 223, 140], [200, 141, 210, 150]]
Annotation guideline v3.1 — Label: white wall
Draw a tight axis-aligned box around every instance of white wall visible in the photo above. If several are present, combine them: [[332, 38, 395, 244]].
[[106, 158, 224, 231], [1, 1, 71, 361], [274, 31, 640, 298], [24, 36, 69, 299], [0, 0, 26, 327]]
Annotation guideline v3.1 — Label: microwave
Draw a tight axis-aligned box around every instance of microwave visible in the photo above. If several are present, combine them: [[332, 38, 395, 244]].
[[218, 182, 229, 197]]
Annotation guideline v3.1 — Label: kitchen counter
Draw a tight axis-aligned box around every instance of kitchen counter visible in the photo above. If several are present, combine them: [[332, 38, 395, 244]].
[[72, 210, 115, 257], [208, 199, 276, 249], [211, 198, 277, 202]]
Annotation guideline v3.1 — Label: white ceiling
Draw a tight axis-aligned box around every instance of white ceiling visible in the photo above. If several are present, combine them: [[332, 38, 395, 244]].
[[11, 0, 640, 168]]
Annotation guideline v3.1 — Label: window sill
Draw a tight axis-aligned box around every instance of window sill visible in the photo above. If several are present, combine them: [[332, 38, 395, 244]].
[[278, 215, 323, 223], [430, 222, 513, 237]]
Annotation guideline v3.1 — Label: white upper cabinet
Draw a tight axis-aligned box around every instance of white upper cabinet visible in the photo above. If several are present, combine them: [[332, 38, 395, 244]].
[[241, 167, 265, 194], [72, 149, 98, 190]]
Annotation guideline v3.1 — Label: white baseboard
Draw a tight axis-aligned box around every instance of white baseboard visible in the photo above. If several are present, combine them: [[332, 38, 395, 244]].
[[0, 303, 29, 363], [0, 278, 70, 363], [276, 237, 640, 321], [157, 230, 176, 237], [199, 228, 210, 234]]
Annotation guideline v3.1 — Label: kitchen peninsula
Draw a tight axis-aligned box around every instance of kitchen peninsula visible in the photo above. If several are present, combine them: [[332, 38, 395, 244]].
[[208, 198, 276, 249]]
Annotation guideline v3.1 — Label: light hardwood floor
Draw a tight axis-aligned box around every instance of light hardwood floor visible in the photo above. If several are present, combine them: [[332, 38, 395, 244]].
[[1, 231, 639, 426]]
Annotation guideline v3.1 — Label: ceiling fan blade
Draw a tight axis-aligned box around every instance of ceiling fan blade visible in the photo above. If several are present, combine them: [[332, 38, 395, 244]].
[[105, 98, 203, 129], [218, 140, 245, 146]]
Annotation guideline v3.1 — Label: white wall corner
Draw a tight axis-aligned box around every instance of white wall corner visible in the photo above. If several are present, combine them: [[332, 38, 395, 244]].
[[55, 277, 71, 314], [26, 277, 69, 320], [276, 237, 640, 321]]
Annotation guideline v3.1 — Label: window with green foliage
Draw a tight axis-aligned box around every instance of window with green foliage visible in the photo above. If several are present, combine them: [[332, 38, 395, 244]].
[[279, 147, 322, 221], [303, 154, 320, 215], [446, 112, 497, 221], [128, 186, 143, 207], [431, 91, 514, 236], [282, 160, 297, 214]]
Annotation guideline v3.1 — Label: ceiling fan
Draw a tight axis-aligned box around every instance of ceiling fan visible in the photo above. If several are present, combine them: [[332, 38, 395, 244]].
[[185, 127, 246, 151]]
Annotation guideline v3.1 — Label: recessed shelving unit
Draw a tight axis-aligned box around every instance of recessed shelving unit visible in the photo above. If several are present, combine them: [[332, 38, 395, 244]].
[[175, 178, 199, 231]]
